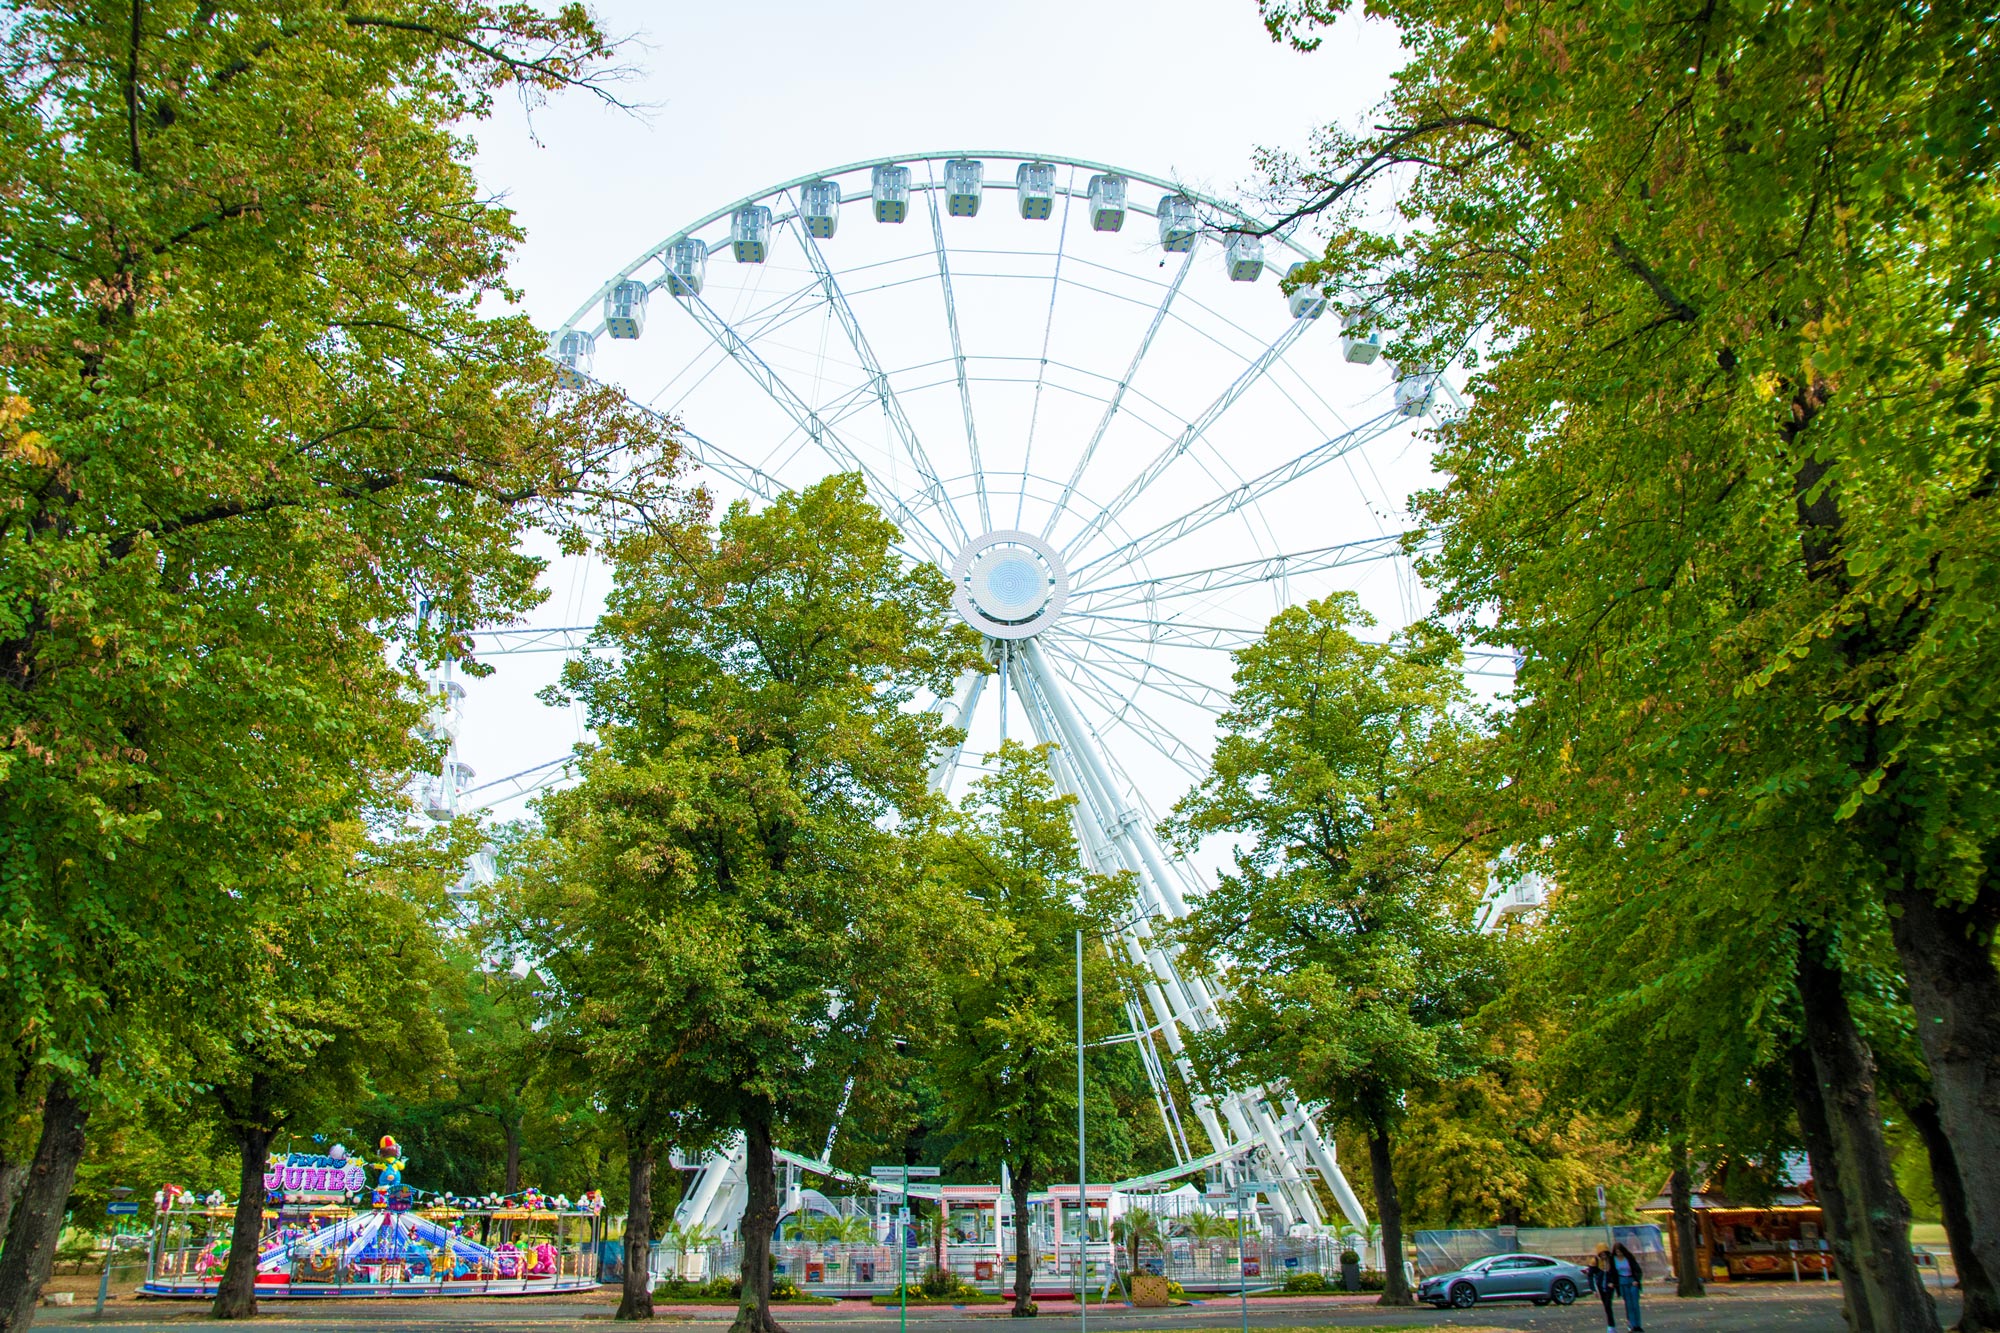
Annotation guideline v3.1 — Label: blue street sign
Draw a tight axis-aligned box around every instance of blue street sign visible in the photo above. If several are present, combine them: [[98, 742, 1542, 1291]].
[[107, 1202, 139, 1215]]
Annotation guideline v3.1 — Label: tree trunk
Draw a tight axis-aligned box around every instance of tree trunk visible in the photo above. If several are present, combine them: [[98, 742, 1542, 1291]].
[[211, 1122, 275, 1318], [1904, 1092, 1999, 1331], [729, 1112, 786, 1333], [1366, 1127, 1411, 1307], [505, 1117, 524, 1195], [618, 1140, 656, 1320], [0, 1161, 26, 1245], [1796, 939, 1938, 1333], [933, 1200, 945, 1283], [1011, 1161, 1035, 1317], [1886, 879, 2000, 1333], [1668, 1154, 1705, 1298], [1795, 1043, 1876, 1333], [0, 1070, 95, 1333]]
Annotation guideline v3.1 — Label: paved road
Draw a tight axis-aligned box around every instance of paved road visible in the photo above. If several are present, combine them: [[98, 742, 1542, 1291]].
[[31, 1284, 1961, 1332]]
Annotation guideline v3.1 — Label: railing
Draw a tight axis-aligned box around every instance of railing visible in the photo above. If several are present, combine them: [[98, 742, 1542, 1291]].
[[651, 1237, 1353, 1296]]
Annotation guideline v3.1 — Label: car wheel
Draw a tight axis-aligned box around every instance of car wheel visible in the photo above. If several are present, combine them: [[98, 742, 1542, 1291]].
[[1449, 1282, 1478, 1309], [1551, 1278, 1577, 1305]]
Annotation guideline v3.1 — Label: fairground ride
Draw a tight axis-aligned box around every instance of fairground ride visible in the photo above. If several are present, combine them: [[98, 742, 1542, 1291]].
[[440, 152, 1502, 1239]]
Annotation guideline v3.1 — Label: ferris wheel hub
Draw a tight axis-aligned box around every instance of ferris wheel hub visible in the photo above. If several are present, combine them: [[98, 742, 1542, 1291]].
[[949, 530, 1069, 640]]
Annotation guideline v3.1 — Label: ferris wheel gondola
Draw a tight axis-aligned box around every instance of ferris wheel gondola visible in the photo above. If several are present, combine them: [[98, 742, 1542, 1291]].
[[472, 151, 1467, 1243]]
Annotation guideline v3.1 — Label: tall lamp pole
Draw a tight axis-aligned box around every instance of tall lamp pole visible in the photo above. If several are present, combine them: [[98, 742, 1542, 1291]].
[[1077, 929, 1087, 1333]]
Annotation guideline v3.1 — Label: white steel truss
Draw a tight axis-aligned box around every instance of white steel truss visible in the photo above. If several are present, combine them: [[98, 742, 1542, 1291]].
[[508, 151, 1483, 1242]]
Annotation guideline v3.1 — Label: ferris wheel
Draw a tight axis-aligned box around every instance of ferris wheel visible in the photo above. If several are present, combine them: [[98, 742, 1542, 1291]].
[[480, 151, 1468, 1238]]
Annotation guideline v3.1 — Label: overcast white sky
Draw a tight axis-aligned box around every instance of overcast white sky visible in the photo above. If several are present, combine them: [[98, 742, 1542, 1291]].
[[450, 0, 1414, 822]]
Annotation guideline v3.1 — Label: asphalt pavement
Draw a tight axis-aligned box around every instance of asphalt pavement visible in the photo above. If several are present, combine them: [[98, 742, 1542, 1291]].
[[29, 1283, 1960, 1333]]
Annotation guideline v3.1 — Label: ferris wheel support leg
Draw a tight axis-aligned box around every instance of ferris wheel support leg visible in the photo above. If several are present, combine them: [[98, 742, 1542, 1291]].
[[1025, 676, 1250, 1181], [926, 667, 988, 796], [1289, 1098, 1368, 1231], [1018, 641, 1189, 918], [1017, 640, 1347, 1232], [677, 1134, 747, 1235], [1239, 1097, 1317, 1229]]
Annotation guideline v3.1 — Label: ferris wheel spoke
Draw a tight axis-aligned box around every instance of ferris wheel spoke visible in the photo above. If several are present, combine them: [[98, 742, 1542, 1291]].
[[780, 199, 966, 549], [924, 166, 991, 533], [462, 754, 578, 810], [1058, 614, 1263, 653], [1038, 642, 1211, 779], [1040, 248, 1197, 544], [1067, 408, 1408, 590], [1015, 167, 1076, 530], [1060, 319, 1313, 562], [678, 426, 798, 505], [1048, 634, 1231, 713], [1067, 533, 1417, 615], [665, 286, 956, 563]]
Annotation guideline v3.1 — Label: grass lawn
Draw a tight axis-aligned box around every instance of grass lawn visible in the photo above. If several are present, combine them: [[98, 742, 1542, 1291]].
[[868, 1293, 1010, 1306]]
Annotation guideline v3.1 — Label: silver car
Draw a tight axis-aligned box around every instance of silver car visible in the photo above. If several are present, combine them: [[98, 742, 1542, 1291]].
[[1417, 1252, 1591, 1308]]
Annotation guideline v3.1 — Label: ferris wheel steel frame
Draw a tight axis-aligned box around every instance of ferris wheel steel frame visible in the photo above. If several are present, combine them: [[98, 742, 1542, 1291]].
[[513, 150, 1465, 1242]]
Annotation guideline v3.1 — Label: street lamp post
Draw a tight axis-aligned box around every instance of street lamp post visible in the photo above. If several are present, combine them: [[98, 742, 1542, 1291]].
[[1233, 1181, 1279, 1333], [1077, 929, 1087, 1333]]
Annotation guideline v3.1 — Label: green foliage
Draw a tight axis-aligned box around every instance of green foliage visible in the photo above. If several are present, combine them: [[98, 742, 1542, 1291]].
[[1112, 1207, 1166, 1273], [1387, 1013, 1664, 1228], [0, 0, 678, 1119], [1285, 1272, 1334, 1293], [1257, 0, 2000, 1186], [508, 475, 983, 1156], [1165, 595, 1499, 1139], [927, 741, 1136, 1198]]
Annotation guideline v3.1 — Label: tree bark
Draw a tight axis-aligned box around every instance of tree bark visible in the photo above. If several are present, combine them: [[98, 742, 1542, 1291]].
[[1366, 1127, 1411, 1307], [505, 1116, 524, 1195], [729, 1111, 786, 1333], [1796, 939, 1938, 1333], [1795, 1042, 1876, 1333], [1668, 1155, 1705, 1298], [618, 1140, 656, 1320], [0, 1070, 95, 1333], [1011, 1160, 1035, 1316], [1903, 1087, 1999, 1331], [1886, 879, 2000, 1333], [211, 1122, 275, 1318], [0, 1161, 27, 1246]]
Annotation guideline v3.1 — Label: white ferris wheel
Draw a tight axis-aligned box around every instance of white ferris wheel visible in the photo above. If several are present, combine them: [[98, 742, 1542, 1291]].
[[465, 151, 1474, 1238]]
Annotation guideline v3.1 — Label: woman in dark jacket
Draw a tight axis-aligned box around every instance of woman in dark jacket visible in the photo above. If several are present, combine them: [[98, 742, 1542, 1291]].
[[1589, 1247, 1618, 1333], [1611, 1242, 1644, 1332]]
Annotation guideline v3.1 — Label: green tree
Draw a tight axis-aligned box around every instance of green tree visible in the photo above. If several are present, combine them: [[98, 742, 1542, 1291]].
[[928, 741, 1133, 1317], [0, 1, 673, 1324], [196, 825, 454, 1319], [518, 475, 983, 1332], [1164, 595, 1498, 1306], [1251, 0, 1999, 1326], [1111, 1207, 1165, 1279]]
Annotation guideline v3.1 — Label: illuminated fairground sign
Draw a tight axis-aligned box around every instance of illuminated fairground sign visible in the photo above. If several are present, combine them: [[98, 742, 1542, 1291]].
[[262, 1150, 367, 1202]]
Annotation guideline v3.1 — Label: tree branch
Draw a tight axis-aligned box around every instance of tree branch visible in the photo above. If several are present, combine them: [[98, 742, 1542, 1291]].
[[1608, 234, 1698, 323]]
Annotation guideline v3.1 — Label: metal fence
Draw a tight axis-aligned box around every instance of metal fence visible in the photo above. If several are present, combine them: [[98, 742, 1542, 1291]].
[[1411, 1225, 1668, 1277], [649, 1236, 1353, 1296]]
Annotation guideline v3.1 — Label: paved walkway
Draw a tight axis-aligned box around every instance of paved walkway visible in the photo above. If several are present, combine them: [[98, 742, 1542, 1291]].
[[28, 1282, 1961, 1332]]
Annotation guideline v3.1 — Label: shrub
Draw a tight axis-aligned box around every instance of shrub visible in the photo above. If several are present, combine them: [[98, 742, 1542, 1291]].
[[920, 1266, 959, 1297], [1283, 1271, 1333, 1293], [771, 1275, 803, 1301]]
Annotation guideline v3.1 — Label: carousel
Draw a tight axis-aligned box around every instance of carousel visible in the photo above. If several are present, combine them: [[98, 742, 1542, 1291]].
[[142, 1137, 606, 1298]]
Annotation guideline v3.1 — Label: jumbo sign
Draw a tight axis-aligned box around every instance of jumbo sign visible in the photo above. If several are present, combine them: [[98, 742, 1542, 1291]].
[[264, 1151, 368, 1199]]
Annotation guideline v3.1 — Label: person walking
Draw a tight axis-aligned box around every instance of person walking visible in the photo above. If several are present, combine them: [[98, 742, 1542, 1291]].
[[1612, 1242, 1645, 1332], [1589, 1246, 1618, 1333]]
